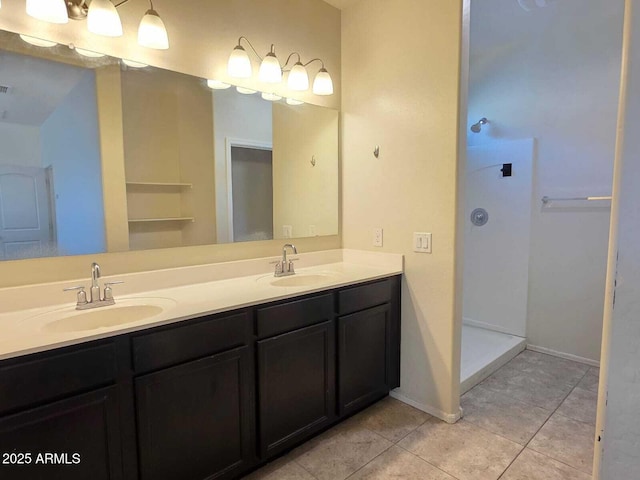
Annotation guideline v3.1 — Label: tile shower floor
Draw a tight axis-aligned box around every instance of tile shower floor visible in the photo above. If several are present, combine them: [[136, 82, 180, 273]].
[[243, 350, 599, 480]]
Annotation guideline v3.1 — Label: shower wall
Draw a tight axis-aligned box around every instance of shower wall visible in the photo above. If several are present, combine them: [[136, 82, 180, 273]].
[[468, 0, 623, 361], [463, 139, 533, 337]]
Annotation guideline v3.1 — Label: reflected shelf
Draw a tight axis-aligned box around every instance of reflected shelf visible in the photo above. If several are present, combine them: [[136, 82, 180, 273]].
[[126, 182, 193, 188], [128, 217, 195, 223]]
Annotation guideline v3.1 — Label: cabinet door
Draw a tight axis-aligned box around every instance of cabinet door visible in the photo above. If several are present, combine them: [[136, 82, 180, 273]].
[[0, 386, 123, 480], [257, 321, 335, 458], [338, 304, 391, 416], [135, 346, 254, 480]]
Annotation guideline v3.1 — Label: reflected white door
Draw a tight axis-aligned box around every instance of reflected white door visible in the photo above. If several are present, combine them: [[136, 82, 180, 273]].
[[0, 165, 55, 260]]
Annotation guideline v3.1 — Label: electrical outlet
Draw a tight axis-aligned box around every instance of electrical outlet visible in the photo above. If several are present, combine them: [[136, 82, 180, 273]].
[[373, 228, 383, 247], [413, 232, 432, 253], [283, 225, 293, 238], [309, 225, 317, 236]]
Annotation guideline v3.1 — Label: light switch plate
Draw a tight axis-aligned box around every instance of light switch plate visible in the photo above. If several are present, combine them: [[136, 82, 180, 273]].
[[413, 232, 432, 253], [373, 228, 384, 247], [283, 225, 293, 238]]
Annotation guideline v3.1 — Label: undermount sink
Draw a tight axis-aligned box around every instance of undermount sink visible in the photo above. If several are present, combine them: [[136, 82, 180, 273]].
[[258, 272, 339, 288], [31, 298, 176, 333]]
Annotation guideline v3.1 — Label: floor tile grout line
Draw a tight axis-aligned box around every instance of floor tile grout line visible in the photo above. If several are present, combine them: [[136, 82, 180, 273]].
[[292, 459, 321, 480], [496, 362, 594, 478], [342, 441, 395, 480], [394, 443, 463, 480]]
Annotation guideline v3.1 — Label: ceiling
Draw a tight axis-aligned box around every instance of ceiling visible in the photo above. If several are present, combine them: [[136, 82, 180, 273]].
[[322, 0, 360, 10], [0, 51, 88, 127]]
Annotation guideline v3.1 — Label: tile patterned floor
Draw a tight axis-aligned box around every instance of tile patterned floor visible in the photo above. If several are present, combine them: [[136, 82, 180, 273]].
[[243, 351, 598, 480]]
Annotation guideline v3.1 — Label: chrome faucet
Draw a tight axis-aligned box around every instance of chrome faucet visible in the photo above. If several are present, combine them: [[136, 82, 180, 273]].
[[275, 244, 298, 277], [64, 262, 124, 310], [90, 262, 101, 304]]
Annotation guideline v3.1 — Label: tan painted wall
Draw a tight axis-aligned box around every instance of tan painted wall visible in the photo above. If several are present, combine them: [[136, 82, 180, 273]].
[[0, 0, 340, 287], [95, 65, 130, 253], [122, 68, 216, 250], [273, 103, 339, 239], [341, 0, 464, 418]]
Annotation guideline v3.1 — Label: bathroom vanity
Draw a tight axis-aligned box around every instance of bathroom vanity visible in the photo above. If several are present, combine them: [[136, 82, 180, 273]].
[[0, 253, 402, 480]]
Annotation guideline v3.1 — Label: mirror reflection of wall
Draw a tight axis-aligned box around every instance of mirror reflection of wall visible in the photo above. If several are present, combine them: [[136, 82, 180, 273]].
[[0, 29, 339, 261], [0, 51, 105, 260]]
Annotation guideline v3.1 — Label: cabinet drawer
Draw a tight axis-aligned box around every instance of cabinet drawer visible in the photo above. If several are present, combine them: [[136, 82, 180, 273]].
[[132, 311, 251, 374], [337, 279, 392, 315], [256, 294, 334, 339], [0, 342, 116, 416]]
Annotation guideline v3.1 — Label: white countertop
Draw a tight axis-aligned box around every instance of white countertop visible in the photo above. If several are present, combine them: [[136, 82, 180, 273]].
[[0, 250, 403, 361]]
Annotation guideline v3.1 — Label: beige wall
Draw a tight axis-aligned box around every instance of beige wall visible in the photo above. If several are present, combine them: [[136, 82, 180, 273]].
[[95, 65, 130, 253], [273, 103, 339, 239], [0, 0, 340, 286], [341, 0, 464, 419], [122, 68, 216, 250]]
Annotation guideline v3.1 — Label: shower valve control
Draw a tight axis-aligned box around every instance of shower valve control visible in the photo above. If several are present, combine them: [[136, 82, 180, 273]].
[[413, 233, 432, 253]]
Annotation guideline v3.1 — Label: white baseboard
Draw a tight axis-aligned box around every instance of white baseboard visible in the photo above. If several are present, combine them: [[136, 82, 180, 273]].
[[389, 390, 462, 424], [526, 344, 600, 367], [463, 317, 524, 337]]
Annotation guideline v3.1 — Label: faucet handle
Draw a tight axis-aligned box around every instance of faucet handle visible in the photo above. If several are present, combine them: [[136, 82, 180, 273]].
[[63, 286, 88, 306], [103, 281, 124, 302]]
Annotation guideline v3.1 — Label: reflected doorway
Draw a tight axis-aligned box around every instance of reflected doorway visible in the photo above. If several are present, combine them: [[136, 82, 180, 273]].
[[226, 140, 274, 242]]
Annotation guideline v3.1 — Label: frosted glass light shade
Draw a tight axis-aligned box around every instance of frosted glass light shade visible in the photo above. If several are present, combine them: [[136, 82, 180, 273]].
[[236, 87, 257, 95], [87, 0, 122, 37], [228, 46, 252, 78], [313, 68, 334, 96], [138, 9, 169, 50], [75, 48, 105, 58], [287, 62, 309, 91], [207, 79, 231, 90], [261, 92, 282, 102], [286, 98, 304, 106], [258, 53, 282, 83], [122, 59, 148, 68], [26, 0, 68, 24], [20, 35, 57, 48]]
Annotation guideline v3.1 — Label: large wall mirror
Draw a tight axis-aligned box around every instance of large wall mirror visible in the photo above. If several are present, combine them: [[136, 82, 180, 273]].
[[0, 30, 339, 261]]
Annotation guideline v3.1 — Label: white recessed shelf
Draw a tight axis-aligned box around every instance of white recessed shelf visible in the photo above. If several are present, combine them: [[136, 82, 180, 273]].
[[128, 217, 195, 223], [126, 182, 193, 188]]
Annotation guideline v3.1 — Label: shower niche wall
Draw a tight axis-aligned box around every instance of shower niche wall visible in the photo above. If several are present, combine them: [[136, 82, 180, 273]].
[[461, 139, 534, 392]]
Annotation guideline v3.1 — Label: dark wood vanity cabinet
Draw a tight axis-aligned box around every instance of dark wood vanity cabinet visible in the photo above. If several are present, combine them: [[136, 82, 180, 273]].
[[135, 346, 254, 480], [0, 275, 401, 480], [337, 278, 401, 416], [0, 342, 125, 480]]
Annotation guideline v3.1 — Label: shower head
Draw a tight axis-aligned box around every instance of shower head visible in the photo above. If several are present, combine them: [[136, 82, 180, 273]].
[[470, 117, 488, 133]]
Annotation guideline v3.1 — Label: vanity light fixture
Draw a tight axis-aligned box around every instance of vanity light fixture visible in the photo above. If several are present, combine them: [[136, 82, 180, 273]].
[[26, 0, 69, 24], [286, 56, 310, 91], [228, 39, 253, 78], [236, 86, 257, 95], [286, 98, 304, 106], [19, 34, 58, 47], [258, 45, 282, 83], [228, 37, 334, 96], [87, 0, 123, 37], [207, 79, 231, 90], [122, 59, 149, 68], [261, 92, 282, 102], [312, 67, 334, 96], [138, 1, 169, 50]]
